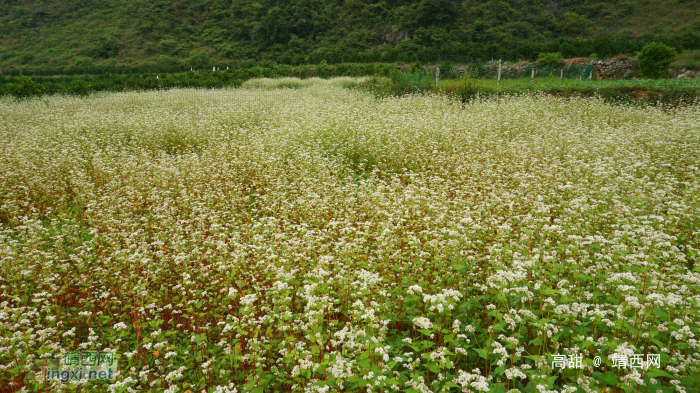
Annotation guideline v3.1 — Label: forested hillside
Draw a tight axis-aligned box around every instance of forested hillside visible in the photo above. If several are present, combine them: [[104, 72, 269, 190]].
[[1, 0, 700, 68]]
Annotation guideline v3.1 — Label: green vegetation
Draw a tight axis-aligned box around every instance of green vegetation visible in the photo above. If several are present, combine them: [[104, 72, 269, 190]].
[[672, 49, 700, 71], [0, 63, 396, 98], [366, 71, 700, 106], [638, 42, 678, 79], [536, 52, 563, 67], [3, 63, 700, 108], [4, 73, 44, 99], [1, 0, 700, 68]]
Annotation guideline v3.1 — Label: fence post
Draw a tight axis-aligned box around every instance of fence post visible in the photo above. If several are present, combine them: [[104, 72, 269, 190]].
[[498, 59, 502, 86], [531, 67, 535, 82], [436, 66, 440, 87], [560, 69, 563, 81]]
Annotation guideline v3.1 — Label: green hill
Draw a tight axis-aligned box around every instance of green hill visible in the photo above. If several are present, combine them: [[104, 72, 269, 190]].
[[1, 0, 700, 69]]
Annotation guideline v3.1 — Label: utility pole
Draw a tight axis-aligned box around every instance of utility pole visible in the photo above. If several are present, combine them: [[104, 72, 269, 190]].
[[498, 59, 502, 86]]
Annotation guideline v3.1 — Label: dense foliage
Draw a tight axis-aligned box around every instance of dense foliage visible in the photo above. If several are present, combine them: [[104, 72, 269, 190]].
[[1, 80, 699, 392], [1, 0, 700, 68], [3, 73, 44, 99], [536, 53, 563, 67], [0, 63, 395, 96], [638, 42, 678, 79], [3, 64, 700, 108]]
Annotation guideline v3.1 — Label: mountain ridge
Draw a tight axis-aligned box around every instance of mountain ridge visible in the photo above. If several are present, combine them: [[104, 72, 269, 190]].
[[1, 0, 699, 68]]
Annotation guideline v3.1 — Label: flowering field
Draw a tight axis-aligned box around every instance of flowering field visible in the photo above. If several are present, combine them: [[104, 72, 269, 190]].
[[1, 79, 699, 393]]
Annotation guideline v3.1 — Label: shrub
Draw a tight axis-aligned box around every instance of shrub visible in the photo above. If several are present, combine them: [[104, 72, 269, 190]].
[[536, 52, 563, 67], [439, 61, 453, 78], [67, 78, 92, 97], [84, 36, 120, 59], [410, 61, 423, 73], [6, 73, 44, 99], [73, 56, 94, 68], [638, 42, 677, 78], [156, 55, 181, 66]]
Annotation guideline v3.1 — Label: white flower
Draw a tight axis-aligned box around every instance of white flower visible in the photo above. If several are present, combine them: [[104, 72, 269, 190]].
[[240, 294, 257, 306], [413, 317, 432, 330], [407, 285, 423, 295]]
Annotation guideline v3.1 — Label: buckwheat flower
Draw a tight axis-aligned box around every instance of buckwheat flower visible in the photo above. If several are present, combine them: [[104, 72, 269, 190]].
[[201, 359, 213, 374], [240, 294, 257, 306], [107, 377, 136, 393], [407, 285, 423, 295], [505, 367, 526, 380], [413, 317, 432, 330], [452, 319, 461, 333]]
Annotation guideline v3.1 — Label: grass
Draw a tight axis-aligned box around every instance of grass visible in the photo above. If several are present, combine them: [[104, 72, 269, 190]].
[[439, 77, 700, 92], [365, 73, 700, 106], [1, 78, 699, 392], [432, 76, 700, 106], [672, 49, 700, 71]]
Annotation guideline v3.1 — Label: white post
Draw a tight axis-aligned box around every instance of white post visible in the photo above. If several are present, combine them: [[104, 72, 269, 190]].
[[436, 66, 440, 87], [531, 67, 535, 82], [560, 69, 563, 81], [213, 66, 216, 71], [498, 59, 502, 86]]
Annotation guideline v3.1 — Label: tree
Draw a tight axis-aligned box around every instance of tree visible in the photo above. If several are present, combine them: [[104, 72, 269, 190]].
[[417, 0, 458, 26], [536, 52, 563, 66], [85, 36, 120, 59], [561, 12, 590, 37], [637, 42, 677, 78], [263, 6, 291, 45], [6, 73, 44, 99], [73, 56, 94, 68]]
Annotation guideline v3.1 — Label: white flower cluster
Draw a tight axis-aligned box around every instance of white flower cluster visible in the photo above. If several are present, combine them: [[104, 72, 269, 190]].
[[412, 317, 432, 330], [2, 79, 699, 392]]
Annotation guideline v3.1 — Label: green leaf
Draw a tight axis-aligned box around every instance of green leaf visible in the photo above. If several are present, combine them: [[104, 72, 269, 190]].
[[488, 383, 506, 393], [646, 369, 675, 379], [194, 333, 207, 345], [592, 371, 618, 386]]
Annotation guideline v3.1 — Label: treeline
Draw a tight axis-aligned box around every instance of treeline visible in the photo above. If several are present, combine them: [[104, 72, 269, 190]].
[[5, 33, 700, 77], [298, 33, 700, 66], [0, 63, 396, 97]]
